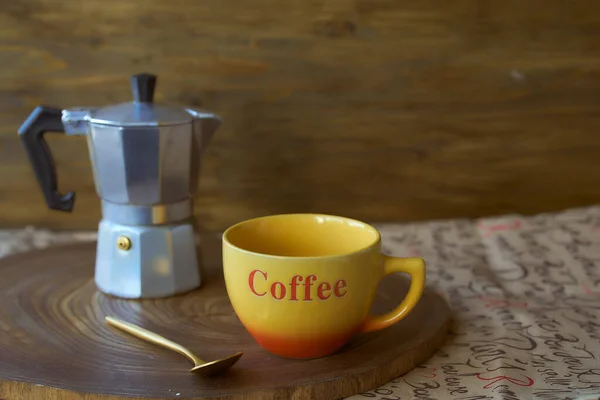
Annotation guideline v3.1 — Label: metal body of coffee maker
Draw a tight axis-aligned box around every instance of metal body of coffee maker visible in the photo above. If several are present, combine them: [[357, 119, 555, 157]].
[[18, 73, 221, 299]]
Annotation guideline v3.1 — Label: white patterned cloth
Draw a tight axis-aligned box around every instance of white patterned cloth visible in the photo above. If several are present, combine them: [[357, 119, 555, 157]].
[[2, 206, 600, 400]]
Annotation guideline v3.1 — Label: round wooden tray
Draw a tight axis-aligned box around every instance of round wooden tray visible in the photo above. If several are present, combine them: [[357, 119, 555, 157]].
[[0, 234, 451, 400]]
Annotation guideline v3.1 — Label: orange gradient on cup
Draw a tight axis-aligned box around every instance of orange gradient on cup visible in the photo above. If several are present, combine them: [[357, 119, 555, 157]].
[[222, 214, 426, 359]]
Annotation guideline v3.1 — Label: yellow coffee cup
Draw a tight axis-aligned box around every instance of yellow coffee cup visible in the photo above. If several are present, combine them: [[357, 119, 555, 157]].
[[222, 213, 426, 359]]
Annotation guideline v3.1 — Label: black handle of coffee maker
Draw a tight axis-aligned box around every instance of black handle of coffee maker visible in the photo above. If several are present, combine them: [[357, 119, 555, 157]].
[[18, 106, 75, 212]]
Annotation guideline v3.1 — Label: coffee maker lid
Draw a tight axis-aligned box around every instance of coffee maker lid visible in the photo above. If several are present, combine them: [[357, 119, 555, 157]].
[[89, 73, 193, 127]]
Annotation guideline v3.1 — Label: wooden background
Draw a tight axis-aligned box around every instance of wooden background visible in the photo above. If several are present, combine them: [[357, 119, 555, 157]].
[[1, 0, 599, 232]]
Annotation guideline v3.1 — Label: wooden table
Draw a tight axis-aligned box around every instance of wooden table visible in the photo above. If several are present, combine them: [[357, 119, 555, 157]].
[[1, 205, 600, 399]]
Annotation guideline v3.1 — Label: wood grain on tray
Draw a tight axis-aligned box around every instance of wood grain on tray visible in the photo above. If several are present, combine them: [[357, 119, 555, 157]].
[[0, 235, 450, 400]]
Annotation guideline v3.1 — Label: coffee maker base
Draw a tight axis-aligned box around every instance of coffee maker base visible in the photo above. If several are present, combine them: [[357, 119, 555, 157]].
[[94, 220, 201, 299]]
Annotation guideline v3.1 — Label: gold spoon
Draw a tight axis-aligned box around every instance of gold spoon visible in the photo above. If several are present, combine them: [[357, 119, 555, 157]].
[[105, 316, 243, 376]]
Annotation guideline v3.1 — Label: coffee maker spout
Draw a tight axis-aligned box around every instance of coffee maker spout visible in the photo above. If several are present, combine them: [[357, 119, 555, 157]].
[[186, 108, 222, 150]]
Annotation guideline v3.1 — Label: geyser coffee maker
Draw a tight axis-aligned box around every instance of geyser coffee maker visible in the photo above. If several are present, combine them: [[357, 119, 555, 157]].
[[18, 73, 221, 299]]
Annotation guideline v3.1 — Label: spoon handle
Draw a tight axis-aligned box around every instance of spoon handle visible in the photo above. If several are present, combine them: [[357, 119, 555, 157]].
[[105, 316, 204, 365]]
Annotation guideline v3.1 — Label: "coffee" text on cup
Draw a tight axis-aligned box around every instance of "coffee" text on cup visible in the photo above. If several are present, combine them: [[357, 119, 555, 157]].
[[248, 269, 347, 301]]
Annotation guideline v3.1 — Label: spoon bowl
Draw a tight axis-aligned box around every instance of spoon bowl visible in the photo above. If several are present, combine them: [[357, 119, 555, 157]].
[[190, 351, 244, 375]]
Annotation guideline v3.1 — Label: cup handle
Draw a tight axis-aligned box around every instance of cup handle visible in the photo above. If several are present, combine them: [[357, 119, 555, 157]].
[[359, 255, 426, 333]]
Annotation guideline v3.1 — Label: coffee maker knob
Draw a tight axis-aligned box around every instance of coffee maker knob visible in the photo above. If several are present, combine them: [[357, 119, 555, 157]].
[[130, 73, 157, 103]]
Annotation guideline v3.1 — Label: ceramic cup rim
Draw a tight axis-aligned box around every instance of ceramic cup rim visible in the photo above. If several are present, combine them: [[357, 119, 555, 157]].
[[222, 213, 382, 261]]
